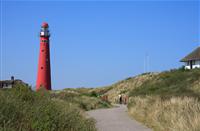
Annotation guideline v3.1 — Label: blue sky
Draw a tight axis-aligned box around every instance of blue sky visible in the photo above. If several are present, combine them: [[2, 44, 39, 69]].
[[0, 1, 199, 89]]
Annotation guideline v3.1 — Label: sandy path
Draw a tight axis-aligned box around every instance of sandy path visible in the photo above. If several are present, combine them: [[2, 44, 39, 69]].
[[87, 104, 151, 131]]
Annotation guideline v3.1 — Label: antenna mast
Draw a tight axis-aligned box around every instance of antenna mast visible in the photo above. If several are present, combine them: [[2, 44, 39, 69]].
[[144, 52, 150, 73]]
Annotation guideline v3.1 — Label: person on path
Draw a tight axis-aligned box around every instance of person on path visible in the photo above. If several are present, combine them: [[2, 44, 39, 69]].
[[119, 95, 122, 104]]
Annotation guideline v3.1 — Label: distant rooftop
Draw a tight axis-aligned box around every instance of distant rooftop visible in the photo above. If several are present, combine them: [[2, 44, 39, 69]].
[[181, 47, 200, 62], [0, 77, 28, 89]]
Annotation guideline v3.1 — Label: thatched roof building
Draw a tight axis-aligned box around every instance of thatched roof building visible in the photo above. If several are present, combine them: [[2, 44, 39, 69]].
[[180, 47, 200, 69]]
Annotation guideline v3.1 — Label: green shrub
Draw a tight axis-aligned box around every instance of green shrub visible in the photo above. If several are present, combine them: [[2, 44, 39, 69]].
[[0, 85, 96, 131], [51, 90, 111, 111]]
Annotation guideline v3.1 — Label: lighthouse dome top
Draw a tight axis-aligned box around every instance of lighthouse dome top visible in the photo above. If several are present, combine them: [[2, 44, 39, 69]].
[[40, 22, 50, 37], [42, 22, 49, 28]]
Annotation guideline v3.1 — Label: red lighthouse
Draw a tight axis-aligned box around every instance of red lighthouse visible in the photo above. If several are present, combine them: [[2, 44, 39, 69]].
[[36, 22, 51, 91]]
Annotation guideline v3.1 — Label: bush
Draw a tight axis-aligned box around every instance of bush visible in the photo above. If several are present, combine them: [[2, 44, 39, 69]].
[[0, 85, 96, 131]]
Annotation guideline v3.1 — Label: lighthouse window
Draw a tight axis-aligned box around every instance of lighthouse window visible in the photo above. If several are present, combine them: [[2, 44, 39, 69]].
[[40, 32, 44, 36], [41, 40, 48, 43], [42, 50, 44, 52], [41, 67, 44, 69]]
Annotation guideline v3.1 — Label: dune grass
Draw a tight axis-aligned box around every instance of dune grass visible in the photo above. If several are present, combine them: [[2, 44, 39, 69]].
[[128, 96, 200, 131], [127, 68, 200, 131], [129, 68, 200, 98], [51, 88, 111, 111], [0, 84, 96, 131]]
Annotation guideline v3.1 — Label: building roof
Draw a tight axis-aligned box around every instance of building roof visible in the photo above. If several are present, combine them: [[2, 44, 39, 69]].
[[181, 47, 200, 62], [0, 79, 28, 88]]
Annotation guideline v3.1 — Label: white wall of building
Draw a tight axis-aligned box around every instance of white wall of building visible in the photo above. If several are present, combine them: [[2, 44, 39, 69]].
[[184, 60, 200, 69]]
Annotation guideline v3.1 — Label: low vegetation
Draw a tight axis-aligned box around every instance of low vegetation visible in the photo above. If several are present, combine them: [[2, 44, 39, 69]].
[[127, 68, 200, 131], [51, 88, 111, 111], [129, 68, 200, 98], [2, 68, 199, 130], [128, 96, 200, 131], [0, 84, 111, 131], [99, 72, 157, 103]]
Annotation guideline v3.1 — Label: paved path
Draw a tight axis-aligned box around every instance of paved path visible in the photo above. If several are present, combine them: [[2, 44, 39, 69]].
[[87, 105, 151, 131]]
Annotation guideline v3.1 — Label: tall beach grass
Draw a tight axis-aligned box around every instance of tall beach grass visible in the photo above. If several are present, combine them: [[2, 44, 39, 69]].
[[128, 96, 200, 131]]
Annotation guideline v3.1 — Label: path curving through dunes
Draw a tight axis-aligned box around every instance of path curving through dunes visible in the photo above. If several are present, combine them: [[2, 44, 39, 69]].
[[87, 104, 151, 131]]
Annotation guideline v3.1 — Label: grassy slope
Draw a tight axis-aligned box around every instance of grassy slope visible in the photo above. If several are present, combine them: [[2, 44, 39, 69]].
[[0, 84, 111, 131], [127, 69, 200, 131], [97, 68, 200, 100], [129, 68, 200, 98], [95, 72, 158, 103]]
